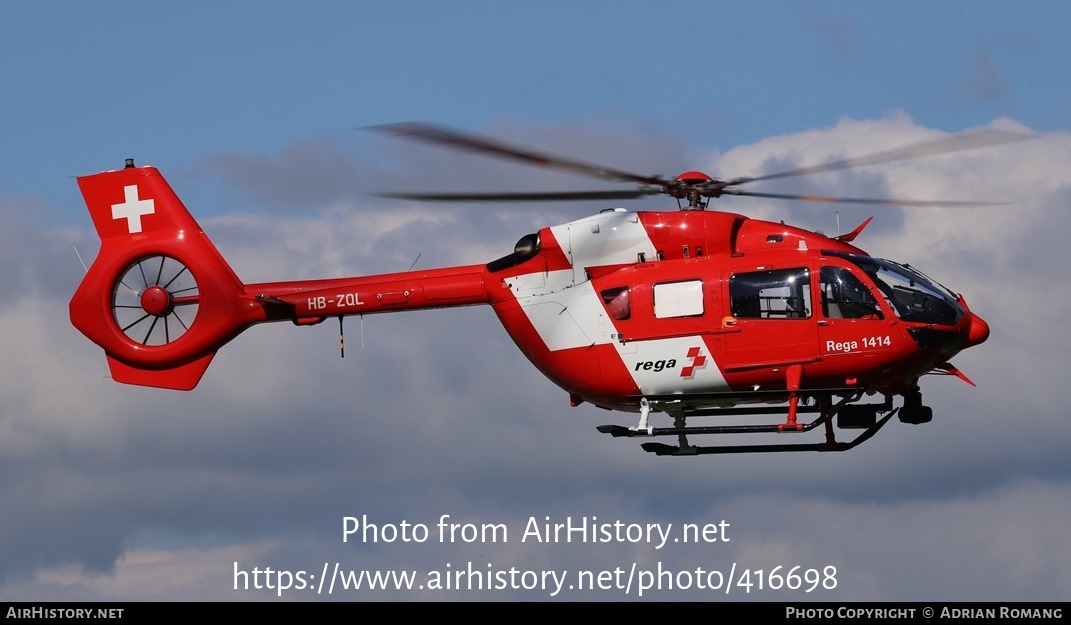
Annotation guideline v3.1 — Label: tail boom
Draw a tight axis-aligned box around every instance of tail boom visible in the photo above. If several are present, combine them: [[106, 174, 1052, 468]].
[[249, 265, 489, 320]]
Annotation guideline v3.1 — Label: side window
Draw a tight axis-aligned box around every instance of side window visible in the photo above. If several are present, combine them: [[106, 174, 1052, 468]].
[[601, 286, 631, 320], [730, 268, 812, 319], [820, 266, 884, 320], [653, 280, 703, 319]]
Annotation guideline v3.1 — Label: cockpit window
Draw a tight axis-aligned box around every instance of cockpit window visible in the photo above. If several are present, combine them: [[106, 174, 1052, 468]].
[[822, 251, 964, 325], [820, 266, 883, 319]]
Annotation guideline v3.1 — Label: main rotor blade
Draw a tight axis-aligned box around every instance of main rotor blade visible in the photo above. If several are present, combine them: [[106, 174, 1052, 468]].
[[728, 128, 1036, 187], [368, 122, 666, 187], [375, 189, 661, 202], [720, 187, 1007, 207]]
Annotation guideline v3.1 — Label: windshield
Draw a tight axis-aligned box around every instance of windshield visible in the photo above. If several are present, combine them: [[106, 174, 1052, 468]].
[[823, 251, 964, 325]]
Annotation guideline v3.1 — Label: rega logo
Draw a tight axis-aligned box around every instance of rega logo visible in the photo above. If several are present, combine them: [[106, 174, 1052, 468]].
[[635, 359, 677, 372]]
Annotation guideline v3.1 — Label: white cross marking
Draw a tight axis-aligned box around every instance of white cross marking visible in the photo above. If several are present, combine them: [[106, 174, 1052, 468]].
[[111, 185, 155, 234]]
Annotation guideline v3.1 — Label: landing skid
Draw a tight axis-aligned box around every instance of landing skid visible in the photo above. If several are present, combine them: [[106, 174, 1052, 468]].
[[640, 411, 895, 455], [597, 392, 897, 456]]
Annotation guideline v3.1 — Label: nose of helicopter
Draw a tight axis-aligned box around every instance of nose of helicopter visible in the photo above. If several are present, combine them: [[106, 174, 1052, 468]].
[[965, 313, 990, 348]]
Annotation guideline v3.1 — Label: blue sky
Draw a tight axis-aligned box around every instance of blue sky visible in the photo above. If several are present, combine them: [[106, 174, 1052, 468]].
[[1, 1, 1069, 601], [5, 1, 1069, 217]]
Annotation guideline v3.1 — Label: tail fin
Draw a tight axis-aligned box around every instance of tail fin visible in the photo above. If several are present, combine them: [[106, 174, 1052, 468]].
[[70, 161, 264, 390]]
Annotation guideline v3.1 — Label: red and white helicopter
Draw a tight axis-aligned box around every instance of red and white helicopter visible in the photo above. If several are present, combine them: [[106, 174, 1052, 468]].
[[69, 123, 1024, 455]]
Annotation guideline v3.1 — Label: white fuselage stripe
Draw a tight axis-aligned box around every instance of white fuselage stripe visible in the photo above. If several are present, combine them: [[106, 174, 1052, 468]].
[[508, 211, 729, 395]]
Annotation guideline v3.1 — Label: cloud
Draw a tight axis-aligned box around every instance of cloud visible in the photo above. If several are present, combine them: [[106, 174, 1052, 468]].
[[2, 116, 1067, 601]]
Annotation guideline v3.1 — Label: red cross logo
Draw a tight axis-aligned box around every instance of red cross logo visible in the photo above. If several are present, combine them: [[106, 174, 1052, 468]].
[[680, 346, 706, 378]]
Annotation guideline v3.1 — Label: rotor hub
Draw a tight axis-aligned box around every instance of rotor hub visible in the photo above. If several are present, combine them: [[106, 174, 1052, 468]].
[[140, 285, 174, 317], [673, 171, 713, 184]]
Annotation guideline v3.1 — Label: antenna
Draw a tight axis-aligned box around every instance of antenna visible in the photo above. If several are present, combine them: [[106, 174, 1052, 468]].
[[338, 316, 345, 358], [73, 245, 89, 274]]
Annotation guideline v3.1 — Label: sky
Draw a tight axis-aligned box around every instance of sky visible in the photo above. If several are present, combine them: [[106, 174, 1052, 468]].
[[1, 0, 1069, 602]]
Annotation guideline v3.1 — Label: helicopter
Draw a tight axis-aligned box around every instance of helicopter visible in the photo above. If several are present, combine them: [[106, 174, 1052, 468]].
[[68, 123, 1026, 456]]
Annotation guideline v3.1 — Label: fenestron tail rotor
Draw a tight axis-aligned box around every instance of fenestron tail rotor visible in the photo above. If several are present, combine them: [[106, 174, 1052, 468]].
[[111, 255, 200, 346]]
